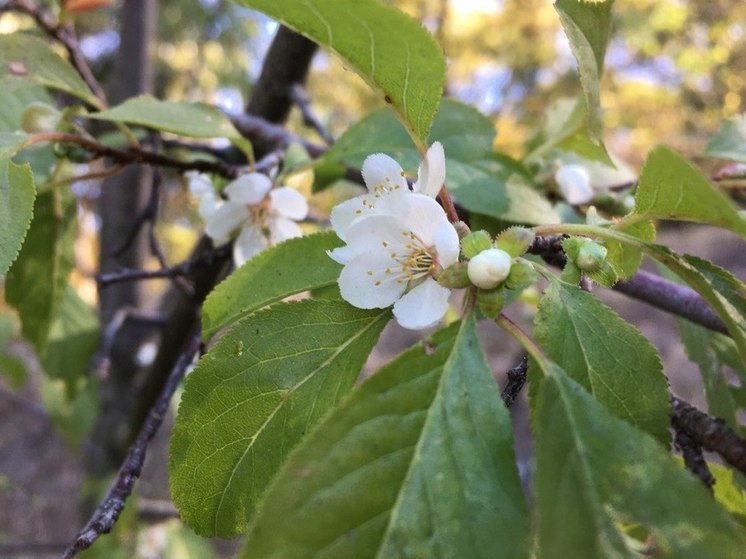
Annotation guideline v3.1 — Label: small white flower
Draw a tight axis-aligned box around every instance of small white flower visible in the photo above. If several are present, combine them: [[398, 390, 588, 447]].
[[467, 248, 512, 289], [330, 142, 446, 241], [331, 192, 459, 330], [555, 164, 594, 205], [188, 171, 308, 267]]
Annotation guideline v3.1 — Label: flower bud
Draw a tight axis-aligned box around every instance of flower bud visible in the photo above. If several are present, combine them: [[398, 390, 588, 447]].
[[436, 262, 471, 288], [461, 230, 492, 258], [21, 102, 61, 133], [555, 164, 593, 205], [576, 241, 608, 272], [467, 248, 512, 289]]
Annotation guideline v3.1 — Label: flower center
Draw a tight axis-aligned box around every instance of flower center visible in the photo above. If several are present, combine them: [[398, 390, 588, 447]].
[[366, 229, 441, 289]]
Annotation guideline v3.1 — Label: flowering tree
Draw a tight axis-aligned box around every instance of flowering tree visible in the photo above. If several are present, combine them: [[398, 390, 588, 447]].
[[1, 0, 746, 557]]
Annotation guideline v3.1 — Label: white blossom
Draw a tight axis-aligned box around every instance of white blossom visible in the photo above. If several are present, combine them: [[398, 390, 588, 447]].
[[467, 248, 512, 289], [329, 142, 446, 242], [187, 171, 308, 267], [330, 190, 459, 330], [555, 164, 594, 205]]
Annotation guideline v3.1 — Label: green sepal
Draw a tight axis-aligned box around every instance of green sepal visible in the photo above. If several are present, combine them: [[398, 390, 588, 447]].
[[476, 286, 506, 319], [506, 259, 539, 290], [496, 226, 535, 257], [436, 261, 471, 288], [461, 230, 492, 258]]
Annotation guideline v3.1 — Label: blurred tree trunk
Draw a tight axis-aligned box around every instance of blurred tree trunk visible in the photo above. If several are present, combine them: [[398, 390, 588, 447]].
[[88, 0, 158, 478]]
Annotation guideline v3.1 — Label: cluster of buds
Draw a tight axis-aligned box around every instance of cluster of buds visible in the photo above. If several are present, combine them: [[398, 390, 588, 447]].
[[437, 226, 539, 319]]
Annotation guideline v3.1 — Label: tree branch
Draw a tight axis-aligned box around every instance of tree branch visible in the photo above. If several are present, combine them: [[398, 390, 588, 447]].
[[63, 328, 202, 559], [674, 428, 715, 490], [527, 236, 728, 334], [671, 395, 746, 477], [614, 270, 727, 334], [0, 0, 107, 103], [97, 244, 231, 287]]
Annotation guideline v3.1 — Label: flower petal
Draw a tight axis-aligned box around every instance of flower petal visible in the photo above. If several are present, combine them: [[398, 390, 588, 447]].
[[233, 222, 268, 267], [338, 252, 407, 309], [431, 219, 460, 268], [413, 142, 446, 198], [205, 202, 247, 244], [327, 246, 354, 265], [393, 278, 451, 330], [268, 216, 303, 244], [555, 164, 594, 205], [186, 171, 214, 197], [344, 214, 411, 258], [270, 187, 308, 220], [362, 153, 408, 194], [225, 173, 272, 205], [400, 193, 452, 246]]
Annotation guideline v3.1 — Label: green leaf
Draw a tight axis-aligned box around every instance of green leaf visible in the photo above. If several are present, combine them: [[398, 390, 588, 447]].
[[86, 95, 241, 139], [676, 317, 744, 436], [533, 365, 746, 558], [241, 315, 529, 559], [605, 219, 656, 281], [709, 463, 746, 525], [554, 0, 614, 143], [201, 232, 344, 340], [704, 114, 746, 164], [5, 187, 76, 352], [0, 77, 53, 131], [534, 279, 670, 443], [40, 375, 98, 449], [0, 132, 29, 159], [42, 286, 99, 396], [236, 0, 445, 143], [169, 300, 389, 537], [642, 245, 746, 365], [0, 33, 97, 105], [323, 100, 558, 224], [525, 98, 612, 165], [633, 146, 746, 236], [0, 158, 36, 275]]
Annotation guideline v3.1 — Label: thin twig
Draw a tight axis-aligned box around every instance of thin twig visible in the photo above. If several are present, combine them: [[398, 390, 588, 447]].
[[23, 132, 241, 178], [673, 428, 715, 490], [290, 84, 334, 145], [501, 355, 528, 408], [671, 395, 746, 477], [62, 328, 202, 559], [1, 0, 107, 103], [97, 244, 231, 287]]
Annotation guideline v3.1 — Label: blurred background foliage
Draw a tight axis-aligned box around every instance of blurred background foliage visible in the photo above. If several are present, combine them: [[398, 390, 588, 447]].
[[4, 0, 744, 165]]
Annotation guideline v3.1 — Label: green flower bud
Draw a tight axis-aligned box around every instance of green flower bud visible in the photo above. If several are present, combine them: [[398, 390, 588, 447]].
[[506, 259, 538, 290], [576, 241, 608, 272], [436, 262, 471, 288], [21, 102, 61, 133], [467, 248, 512, 289], [477, 286, 506, 319], [461, 230, 492, 258], [496, 226, 535, 257]]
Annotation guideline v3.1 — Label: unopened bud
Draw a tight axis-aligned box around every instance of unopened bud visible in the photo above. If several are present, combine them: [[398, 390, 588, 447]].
[[576, 242, 607, 272], [21, 102, 61, 133], [467, 248, 512, 289]]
